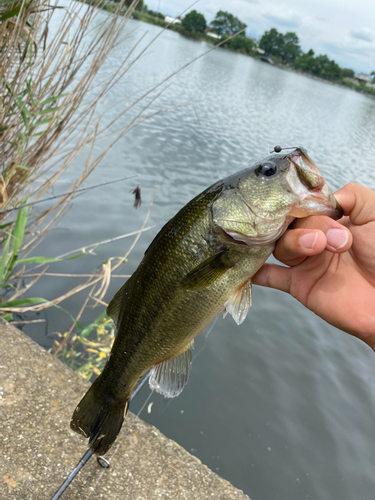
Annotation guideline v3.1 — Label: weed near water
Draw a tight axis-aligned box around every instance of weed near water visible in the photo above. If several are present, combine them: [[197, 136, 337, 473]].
[[52, 312, 115, 381]]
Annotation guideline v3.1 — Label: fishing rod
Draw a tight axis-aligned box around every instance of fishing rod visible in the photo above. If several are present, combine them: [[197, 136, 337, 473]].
[[50, 369, 151, 500], [0, 174, 140, 215]]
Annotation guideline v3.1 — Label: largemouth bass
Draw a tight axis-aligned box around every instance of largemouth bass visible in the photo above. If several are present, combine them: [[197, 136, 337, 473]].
[[71, 148, 342, 455]]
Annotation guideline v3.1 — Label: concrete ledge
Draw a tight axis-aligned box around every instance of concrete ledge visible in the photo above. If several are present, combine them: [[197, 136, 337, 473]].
[[0, 319, 250, 499]]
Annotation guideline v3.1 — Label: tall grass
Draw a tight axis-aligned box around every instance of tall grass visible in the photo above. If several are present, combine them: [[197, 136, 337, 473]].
[[0, 0, 161, 308], [0, 0, 163, 373], [0, 0, 243, 376]]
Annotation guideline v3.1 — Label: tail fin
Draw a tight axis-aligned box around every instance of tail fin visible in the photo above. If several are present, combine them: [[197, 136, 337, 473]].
[[70, 377, 128, 455]]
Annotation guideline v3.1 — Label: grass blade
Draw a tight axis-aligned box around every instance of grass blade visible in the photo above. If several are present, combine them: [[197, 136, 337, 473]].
[[0, 298, 48, 308], [12, 205, 28, 256], [0, 232, 12, 284]]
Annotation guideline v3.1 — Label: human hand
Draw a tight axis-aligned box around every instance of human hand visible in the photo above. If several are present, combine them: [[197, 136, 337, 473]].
[[253, 183, 375, 350]]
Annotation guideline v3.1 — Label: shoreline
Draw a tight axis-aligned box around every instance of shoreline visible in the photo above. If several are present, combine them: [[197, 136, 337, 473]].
[[100, 3, 375, 101]]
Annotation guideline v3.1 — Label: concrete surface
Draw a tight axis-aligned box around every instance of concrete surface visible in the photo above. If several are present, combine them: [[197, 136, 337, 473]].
[[0, 319, 251, 500]]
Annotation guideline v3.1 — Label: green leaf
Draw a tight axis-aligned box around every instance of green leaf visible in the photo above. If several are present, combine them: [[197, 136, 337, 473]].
[[15, 96, 31, 132], [23, 106, 33, 119], [2, 313, 13, 321], [16, 164, 31, 171], [0, 0, 22, 4], [0, 297, 48, 308], [39, 93, 69, 106], [19, 132, 27, 143], [0, 221, 15, 230], [12, 204, 28, 256], [17, 252, 86, 265], [33, 117, 54, 127], [0, 232, 12, 284], [38, 107, 60, 115], [78, 311, 107, 339]]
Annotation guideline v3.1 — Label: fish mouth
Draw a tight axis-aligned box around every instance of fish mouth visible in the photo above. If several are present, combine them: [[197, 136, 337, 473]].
[[286, 148, 343, 220]]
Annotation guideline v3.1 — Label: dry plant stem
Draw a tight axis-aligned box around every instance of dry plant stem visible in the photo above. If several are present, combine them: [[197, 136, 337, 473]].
[[1, 0, 138, 217], [23, 225, 155, 276], [0, 0, 245, 321], [21, 273, 131, 278], [53, 286, 94, 357], [53, 185, 156, 352], [1, 190, 156, 314]]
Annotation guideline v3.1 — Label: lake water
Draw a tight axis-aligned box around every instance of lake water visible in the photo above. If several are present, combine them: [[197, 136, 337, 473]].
[[22, 9, 375, 500]]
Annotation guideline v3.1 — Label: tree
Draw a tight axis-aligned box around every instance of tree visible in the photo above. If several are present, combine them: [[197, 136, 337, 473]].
[[182, 10, 207, 33], [125, 0, 144, 10], [371, 71, 375, 83], [259, 28, 284, 59], [293, 52, 315, 73], [294, 52, 342, 81], [210, 10, 247, 35], [283, 32, 301, 64], [218, 35, 254, 55], [259, 28, 300, 63], [342, 68, 355, 78]]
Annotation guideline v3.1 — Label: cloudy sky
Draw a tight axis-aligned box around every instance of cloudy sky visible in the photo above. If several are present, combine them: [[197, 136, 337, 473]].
[[146, 0, 375, 73]]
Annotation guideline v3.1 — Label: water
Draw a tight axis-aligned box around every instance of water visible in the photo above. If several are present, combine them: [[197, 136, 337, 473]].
[[21, 11, 375, 500]]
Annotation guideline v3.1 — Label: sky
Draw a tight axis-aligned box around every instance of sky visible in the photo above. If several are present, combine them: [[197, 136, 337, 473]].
[[146, 0, 375, 73]]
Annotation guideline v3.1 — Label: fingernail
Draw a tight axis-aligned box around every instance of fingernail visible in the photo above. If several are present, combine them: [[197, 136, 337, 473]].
[[299, 232, 318, 249], [327, 228, 348, 250]]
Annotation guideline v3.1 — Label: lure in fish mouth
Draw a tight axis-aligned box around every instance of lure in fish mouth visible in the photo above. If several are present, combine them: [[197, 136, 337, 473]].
[[70, 147, 342, 455]]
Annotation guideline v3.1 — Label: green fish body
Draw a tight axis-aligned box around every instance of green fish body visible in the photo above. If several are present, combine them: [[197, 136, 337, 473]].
[[71, 148, 342, 454]]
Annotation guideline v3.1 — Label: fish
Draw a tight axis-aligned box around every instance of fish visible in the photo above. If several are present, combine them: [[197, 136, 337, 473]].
[[70, 147, 342, 455]]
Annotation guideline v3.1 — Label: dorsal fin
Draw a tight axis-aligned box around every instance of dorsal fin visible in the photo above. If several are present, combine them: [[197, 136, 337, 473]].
[[149, 341, 194, 398], [106, 282, 128, 327]]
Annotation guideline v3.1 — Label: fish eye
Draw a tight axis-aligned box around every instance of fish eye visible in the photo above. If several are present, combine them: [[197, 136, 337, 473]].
[[254, 161, 278, 178]]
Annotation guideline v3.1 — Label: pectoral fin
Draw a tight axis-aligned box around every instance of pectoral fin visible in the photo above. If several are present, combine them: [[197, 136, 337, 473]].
[[224, 280, 252, 325], [149, 341, 194, 398], [181, 251, 233, 289]]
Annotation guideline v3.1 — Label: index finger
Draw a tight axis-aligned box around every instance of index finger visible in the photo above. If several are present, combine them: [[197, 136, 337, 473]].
[[335, 183, 375, 225]]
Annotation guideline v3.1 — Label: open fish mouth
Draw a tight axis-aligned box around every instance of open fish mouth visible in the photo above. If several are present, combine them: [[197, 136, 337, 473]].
[[286, 148, 343, 220]]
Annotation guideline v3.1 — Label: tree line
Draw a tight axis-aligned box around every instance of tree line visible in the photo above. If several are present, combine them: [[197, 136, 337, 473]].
[[179, 10, 358, 82], [122, 4, 373, 84]]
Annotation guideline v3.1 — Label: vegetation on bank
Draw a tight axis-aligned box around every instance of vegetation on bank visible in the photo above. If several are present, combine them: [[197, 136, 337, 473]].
[[106, 4, 375, 98], [0, 0, 168, 379]]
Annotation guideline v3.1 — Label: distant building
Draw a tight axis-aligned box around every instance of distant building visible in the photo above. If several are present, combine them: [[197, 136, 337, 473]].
[[206, 32, 221, 39], [164, 16, 181, 24], [355, 73, 371, 84], [204, 28, 221, 39], [256, 47, 265, 55]]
